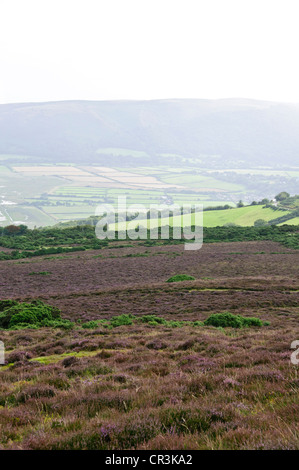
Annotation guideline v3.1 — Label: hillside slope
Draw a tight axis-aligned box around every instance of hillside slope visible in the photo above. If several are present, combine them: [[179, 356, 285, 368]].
[[96, 205, 292, 231], [1, 99, 299, 167]]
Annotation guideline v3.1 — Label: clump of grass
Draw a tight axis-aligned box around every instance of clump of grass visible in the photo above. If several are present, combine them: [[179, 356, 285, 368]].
[[82, 313, 264, 331], [110, 314, 135, 328], [0, 303, 265, 333], [204, 312, 264, 328], [82, 319, 110, 329], [139, 315, 167, 326], [81, 320, 102, 329], [28, 271, 51, 276], [82, 314, 197, 330], [82, 315, 134, 329], [139, 314, 196, 328], [0, 300, 73, 330], [167, 274, 195, 283]]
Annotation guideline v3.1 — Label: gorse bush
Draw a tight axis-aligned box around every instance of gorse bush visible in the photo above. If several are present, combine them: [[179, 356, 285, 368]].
[[140, 315, 167, 325], [110, 314, 135, 328], [167, 274, 195, 283], [204, 312, 263, 328], [0, 303, 266, 331], [0, 300, 74, 330]]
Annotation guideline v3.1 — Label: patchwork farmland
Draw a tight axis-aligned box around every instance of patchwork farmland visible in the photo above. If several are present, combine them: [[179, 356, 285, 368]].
[[1, 161, 298, 227]]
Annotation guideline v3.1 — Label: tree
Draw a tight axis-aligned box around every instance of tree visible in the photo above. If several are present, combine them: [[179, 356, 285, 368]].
[[237, 200, 244, 208], [275, 192, 290, 201], [4, 225, 21, 236], [254, 219, 267, 227], [18, 225, 28, 235]]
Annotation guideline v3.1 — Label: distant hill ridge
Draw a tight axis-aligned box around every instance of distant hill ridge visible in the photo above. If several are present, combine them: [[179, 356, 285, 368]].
[[1, 98, 299, 167]]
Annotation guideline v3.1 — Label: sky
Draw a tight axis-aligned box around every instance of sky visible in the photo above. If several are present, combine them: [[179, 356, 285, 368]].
[[1, 0, 299, 104]]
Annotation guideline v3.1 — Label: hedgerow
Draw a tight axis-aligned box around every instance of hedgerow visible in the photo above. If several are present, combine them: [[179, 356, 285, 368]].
[[0, 224, 298, 262]]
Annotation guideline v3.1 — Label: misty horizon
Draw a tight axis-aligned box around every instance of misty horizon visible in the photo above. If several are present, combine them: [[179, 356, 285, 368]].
[[2, 96, 299, 106]]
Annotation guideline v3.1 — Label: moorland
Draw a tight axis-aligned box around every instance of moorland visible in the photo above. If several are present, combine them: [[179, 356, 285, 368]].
[[0, 224, 298, 450]]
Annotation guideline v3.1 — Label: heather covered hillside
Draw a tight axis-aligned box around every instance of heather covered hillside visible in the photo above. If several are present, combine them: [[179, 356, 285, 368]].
[[0, 226, 299, 450]]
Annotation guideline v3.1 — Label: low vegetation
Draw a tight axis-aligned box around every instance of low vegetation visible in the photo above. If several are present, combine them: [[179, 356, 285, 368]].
[[0, 306, 266, 332], [0, 310, 297, 450], [0, 224, 298, 262], [0, 230, 298, 450], [0, 300, 73, 330], [204, 312, 266, 328], [167, 274, 196, 282]]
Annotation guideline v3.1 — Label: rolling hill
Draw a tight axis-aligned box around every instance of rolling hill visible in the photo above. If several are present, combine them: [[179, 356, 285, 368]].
[[56, 201, 299, 231], [1, 99, 299, 167], [110, 204, 291, 232]]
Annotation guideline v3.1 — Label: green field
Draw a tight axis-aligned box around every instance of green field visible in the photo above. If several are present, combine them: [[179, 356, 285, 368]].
[[160, 173, 245, 192], [279, 217, 299, 226], [0, 154, 35, 161], [52, 186, 235, 208], [0, 206, 56, 227], [42, 205, 96, 221], [110, 205, 292, 231], [207, 168, 299, 177], [202, 205, 290, 227], [0, 162, 298, 228], [96, 148, 150, 157]]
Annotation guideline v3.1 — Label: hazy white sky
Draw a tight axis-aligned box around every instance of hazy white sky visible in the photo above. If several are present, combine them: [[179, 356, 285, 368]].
[[1, 0, 299, 104]]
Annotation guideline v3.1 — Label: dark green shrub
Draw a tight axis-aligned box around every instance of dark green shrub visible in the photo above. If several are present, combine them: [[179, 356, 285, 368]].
[[167, 274, 195, 282], [193, 321, 204, 327], [204, 312, 263, 328], [0, 299, 18, 312], [140, 315, 167, 325], [82, 320, 101, 329], [110, 314, 134, 328], [0, 299, 72, 330], [29, 271, 51, 276]]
